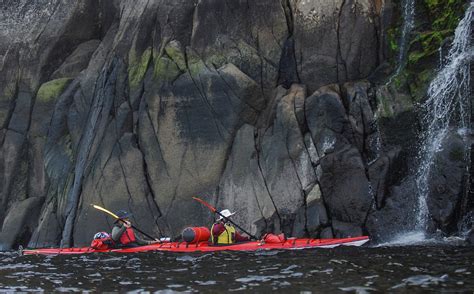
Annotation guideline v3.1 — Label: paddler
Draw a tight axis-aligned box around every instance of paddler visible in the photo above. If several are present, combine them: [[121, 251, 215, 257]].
[[211, 209, 250, 245], [111, 210, 160, 247]]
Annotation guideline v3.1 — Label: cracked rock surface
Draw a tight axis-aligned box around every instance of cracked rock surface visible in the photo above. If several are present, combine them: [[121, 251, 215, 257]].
[[0, 0, 468, 248]]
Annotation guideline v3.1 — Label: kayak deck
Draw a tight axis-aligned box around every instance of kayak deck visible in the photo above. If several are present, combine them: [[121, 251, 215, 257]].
[[22, 236, 369, 255]]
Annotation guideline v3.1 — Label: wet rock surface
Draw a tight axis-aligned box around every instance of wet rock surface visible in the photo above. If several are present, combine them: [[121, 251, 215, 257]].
[[0, 0, 470, 248]]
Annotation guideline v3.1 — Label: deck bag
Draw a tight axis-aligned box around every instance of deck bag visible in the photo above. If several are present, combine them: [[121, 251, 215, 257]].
[[90, 232, 114, 250], [263, 233, 286, 243]]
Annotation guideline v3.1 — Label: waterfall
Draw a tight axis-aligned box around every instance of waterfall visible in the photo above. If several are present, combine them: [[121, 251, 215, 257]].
[[386, 0, 415, 84], [396, 0, 415, 71], [414, 2, 473, 232]]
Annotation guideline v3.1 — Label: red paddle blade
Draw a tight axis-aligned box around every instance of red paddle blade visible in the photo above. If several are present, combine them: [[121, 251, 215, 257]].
[[192, 197, 217, 212]]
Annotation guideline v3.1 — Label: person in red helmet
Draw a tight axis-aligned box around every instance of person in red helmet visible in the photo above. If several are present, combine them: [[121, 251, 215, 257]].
[[111, 210, 159, 247]]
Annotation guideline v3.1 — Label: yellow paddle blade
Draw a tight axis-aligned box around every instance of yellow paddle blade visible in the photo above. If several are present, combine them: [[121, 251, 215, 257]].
[[91, 204, 119, 219]]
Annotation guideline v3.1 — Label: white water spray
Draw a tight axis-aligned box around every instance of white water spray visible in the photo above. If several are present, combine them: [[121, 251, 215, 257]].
[[414, 2, 473, 232]]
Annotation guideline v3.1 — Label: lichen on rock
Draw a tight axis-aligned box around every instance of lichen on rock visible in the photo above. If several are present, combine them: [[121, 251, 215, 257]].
[[128, 48, 152, 90], [36, 78, 72, 103]]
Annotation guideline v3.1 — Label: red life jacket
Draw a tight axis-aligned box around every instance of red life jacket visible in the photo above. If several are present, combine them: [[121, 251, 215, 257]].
[[90, 231, 114, 250], [119, 227, 137, 245], [90, 237, 114, 250]]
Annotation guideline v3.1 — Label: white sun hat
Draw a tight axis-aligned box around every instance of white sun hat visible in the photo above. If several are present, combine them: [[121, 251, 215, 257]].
[[217, 209, 236, 221]]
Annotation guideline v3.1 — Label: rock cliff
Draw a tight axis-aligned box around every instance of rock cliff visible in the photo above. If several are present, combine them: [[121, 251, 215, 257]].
[[0, 0, 471, 249]]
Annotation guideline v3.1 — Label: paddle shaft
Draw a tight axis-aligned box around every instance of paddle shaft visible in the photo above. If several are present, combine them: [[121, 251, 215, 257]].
[[192, 197, 258, 240], [124, 222, 157, 241], [91, 204, 158, 241]]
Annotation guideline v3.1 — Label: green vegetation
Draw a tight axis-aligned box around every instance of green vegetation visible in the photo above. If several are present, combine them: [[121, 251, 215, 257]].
[[164, 43, 187, 71], [407, 0, 465, 69], [128, 48, 152, 90], [153, 56, 181, 82], [387, 27, 400, 54], [36, 78, 72, 103], [385, 0, 466, 101]]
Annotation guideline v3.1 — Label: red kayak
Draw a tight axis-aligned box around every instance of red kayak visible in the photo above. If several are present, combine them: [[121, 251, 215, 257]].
[[22, 236, 369, 255]]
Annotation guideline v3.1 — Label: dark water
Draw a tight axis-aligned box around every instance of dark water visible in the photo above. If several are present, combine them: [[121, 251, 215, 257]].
[[1, 245, 473, 293]]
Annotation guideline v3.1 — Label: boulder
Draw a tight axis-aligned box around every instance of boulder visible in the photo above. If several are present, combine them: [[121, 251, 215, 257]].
[[426, 132, 468, 232], [319, 145, 372, 225]]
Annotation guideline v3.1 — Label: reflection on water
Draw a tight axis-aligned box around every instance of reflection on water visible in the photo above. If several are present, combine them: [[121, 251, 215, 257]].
[[0, 246, 473, 292]]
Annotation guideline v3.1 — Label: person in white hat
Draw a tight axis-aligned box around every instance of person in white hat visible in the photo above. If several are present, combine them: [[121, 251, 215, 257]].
[[210, 209, 250, 245]]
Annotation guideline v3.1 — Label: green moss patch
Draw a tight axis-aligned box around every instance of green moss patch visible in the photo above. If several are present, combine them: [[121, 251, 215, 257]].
[[128, 48, 152, 90], [387, 27, 401, 54], [164, 43, 187, 71], [36, 78, 72, 103], [153, 56, 181, 82]]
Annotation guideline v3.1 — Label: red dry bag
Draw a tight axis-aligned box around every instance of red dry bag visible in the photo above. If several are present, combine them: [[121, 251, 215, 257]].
[[182, 227, 211, 243], [263, 233, 286, 243]]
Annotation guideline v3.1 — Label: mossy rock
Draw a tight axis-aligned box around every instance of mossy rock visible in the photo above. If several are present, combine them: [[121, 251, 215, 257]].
[[36, 78, 72, 103], [384, 0, 466, 100], [408, 29, 452, 65], [423, 0, 465, 31], [408, 69, 436, 99], [376, 85, 414, 118], [186, 49, 208, 76], [164, 42, 187, 71], [128, 48, 152, 90], [387, 27, 401, 58], [153, 56, 182, 83]]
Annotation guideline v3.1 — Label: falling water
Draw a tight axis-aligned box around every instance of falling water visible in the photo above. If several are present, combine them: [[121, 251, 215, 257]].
[[414, 2, 473, 232], [386, 0, 415, 84]]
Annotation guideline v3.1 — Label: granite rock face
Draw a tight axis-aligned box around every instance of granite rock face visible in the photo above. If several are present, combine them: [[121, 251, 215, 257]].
[[0, 0, 469, 248]]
